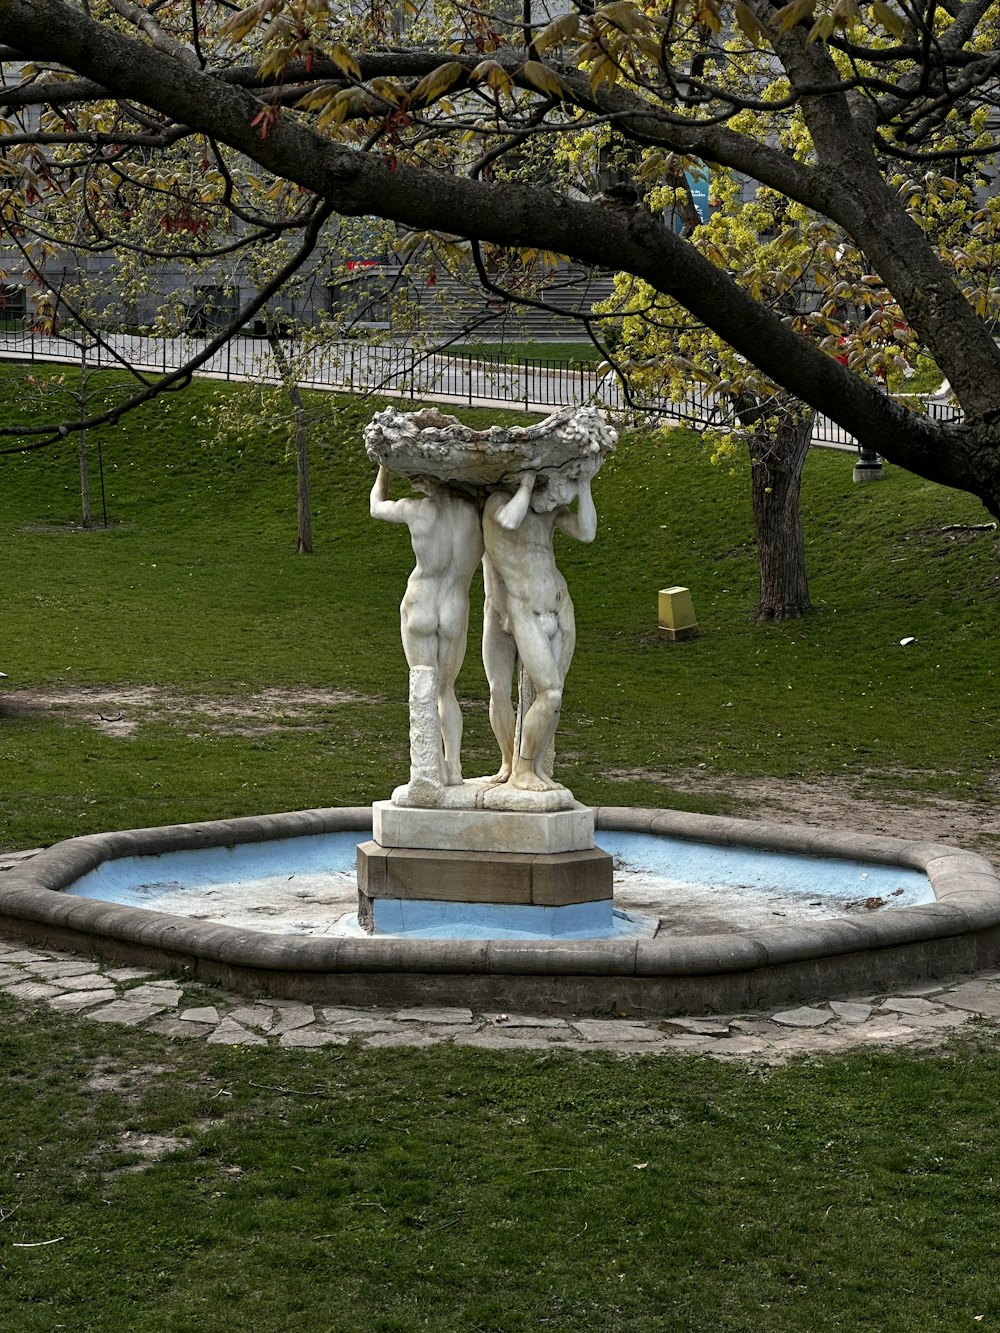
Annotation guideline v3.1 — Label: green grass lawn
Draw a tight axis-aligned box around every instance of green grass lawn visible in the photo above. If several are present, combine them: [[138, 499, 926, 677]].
[[5, 1002, 1000, 1327], [1, 362, 996, 847], [4, 1000, 1000, 1332], [2, 363, 1000, 1330]]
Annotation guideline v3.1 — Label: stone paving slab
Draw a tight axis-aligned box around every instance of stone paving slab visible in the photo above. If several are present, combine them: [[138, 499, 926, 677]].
[[270, 1004, 316, 1035], [897, 1011, 971, 1030], [888, 982, 949, 998], [364, 1030, 438, 1049], [207, 1018, 267, 1046], [0, 967, 32, 984], [88, 1000, 170, 1026], [829, 1001, 873, 1024], [324, 1016, 407, 1036], [771, 1006, 835, 1028], [455, 1031, 578, 1051], [1, 929, 999, 1062], [128, 984, 183, 1007], [180, 1006, 222, 1024], [4, 981, 67, 1001], [934, 983, 1000, 1017], [572, 1020, 665, 1043], [492, 1014, 569, 1029], [662, 1017, 733, 1037], [29, 960, 101, 979], [879, 996, 945, 1016], [50, 972, 118, 992], [322, 1006, 389, 1023], [230, 1005, 275, 1031], [149, 1018, 216, 1039], [395, 1007, 475, 1025], [47, 989, 117, 1012], [278, 1029, 351, 1048]]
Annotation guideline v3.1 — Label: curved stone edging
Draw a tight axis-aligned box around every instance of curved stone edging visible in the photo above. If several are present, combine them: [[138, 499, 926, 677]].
[[1, 805, 998, 1014]]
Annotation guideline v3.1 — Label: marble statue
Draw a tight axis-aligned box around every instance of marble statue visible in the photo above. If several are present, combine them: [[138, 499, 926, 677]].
[[369, 465, 483, 802], [481, 458, 599, 793], [364, 405, 616, 811]]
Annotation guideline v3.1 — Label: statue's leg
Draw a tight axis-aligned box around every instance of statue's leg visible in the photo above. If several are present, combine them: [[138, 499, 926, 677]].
[[438, 686, 464, 786], [483, 609, 517, 783], [514, 665, 555, 781], [437, 618, 469, 787], [542, 602, 575, 780], [508, 614, 564, 792]]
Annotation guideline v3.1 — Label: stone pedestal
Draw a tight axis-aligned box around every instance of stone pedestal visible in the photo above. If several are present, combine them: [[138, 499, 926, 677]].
[[853, 450, 885, 483], [359, 801, 614, 937], [373, 800, 595, 854]]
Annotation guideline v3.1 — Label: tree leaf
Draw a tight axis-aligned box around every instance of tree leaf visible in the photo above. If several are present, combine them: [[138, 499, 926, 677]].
[[295, 83, 339, 112], [807, 12, 836, 41], [470, 60, 514, 97], [773, 0, 815, 31], [219, 1, 269, 42], [588, 55, 620, 94], [330, 45, 362, 82], [871, 0, 906, 39], [521, 60, 568, 99], [597, 1, 653, 34], [533, 13, 580, 54], [410, 61, 465, 106], [733, 2, 767, 46], [315, 89, 356, 130]]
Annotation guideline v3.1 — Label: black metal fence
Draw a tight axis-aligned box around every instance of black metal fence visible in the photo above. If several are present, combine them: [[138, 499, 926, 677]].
[[0, 325, 961, 448]]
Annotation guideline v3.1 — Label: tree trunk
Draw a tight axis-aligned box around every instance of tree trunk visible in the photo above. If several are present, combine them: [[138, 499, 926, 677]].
[[294, 414, 313, 555], [266, 324, 313, 554], [78, 343, 93, 530], [739, 398, 814, 622]]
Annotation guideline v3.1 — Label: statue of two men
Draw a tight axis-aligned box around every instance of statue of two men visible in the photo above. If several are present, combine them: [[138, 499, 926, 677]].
[[370, 453, 601, 803]]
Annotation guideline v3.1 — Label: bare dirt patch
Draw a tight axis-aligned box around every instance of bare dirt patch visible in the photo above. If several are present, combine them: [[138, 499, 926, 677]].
[[3, 686, 994, 862], [85, 1061, 174, 1094], [605, 767, 1000, 860], [99, 1131, 194, 1177], [0, 684, 377, 738]]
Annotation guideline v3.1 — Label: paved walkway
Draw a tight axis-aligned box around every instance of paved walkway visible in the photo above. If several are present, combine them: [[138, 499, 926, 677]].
[[2, 933, 999, 1063]]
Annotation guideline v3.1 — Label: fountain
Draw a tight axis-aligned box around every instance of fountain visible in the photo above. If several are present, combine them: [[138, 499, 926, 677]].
[[1, 406, 998, 1015]]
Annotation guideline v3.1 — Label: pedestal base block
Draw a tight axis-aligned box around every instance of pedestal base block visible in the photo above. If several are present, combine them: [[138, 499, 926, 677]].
[[357, 841, 614, 937]]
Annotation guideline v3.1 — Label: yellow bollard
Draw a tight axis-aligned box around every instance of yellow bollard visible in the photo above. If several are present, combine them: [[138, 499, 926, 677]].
[[658, 586, 699, 641]]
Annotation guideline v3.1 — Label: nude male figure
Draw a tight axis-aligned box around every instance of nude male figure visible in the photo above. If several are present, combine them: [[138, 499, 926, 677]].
[[481, 457, 599, 792], [370, 465, 483, 789]]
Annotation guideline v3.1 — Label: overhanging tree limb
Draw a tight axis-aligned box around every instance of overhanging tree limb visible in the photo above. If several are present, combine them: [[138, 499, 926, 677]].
[[2, 0, 1000, 510]]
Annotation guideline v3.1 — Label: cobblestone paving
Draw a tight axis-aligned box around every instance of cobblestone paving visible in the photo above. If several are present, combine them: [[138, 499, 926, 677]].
[[2, 935, 999, 1062]]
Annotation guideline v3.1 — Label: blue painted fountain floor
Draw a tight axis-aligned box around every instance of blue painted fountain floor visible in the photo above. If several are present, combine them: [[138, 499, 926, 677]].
[[62, 829, 934, 940]]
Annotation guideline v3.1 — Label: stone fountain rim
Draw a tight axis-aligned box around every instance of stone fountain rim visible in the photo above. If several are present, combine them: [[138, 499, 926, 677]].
[[1, 804, 997, 984]]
